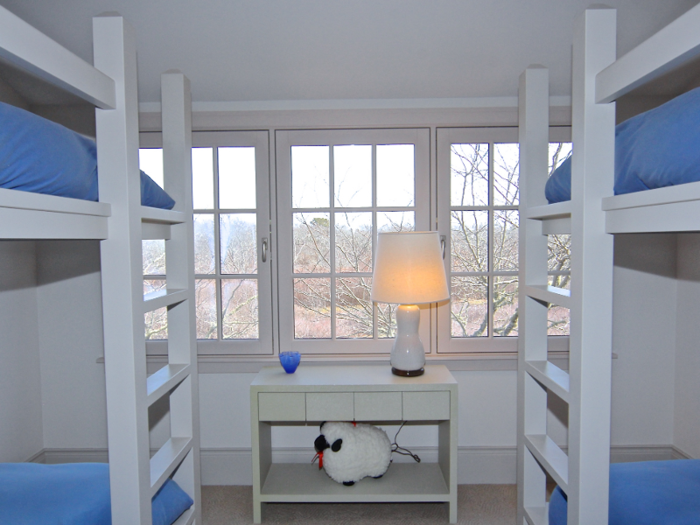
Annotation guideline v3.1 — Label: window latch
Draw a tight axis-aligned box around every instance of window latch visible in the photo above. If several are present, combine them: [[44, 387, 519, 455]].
[[261, 238, 268, 263]]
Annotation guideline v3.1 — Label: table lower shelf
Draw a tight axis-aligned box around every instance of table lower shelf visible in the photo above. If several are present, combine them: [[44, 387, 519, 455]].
[[260, 462, 451, 503]]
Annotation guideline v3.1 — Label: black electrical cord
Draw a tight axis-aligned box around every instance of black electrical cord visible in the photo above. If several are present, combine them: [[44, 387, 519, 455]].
[[391, 421, 421, 463]]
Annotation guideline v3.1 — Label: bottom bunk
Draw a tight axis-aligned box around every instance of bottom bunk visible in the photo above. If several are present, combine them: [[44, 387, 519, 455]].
[[0, 463, 193, 525], [549, 459, 700, 525]]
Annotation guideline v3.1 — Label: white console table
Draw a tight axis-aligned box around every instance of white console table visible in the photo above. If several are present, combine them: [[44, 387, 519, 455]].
[[250, 365, 458, 523]]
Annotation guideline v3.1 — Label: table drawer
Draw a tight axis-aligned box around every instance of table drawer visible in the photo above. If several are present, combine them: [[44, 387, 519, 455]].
[[306, 392, 354, 421], [403, 391, 450, 420], [258, 392, 305, 421], [354, 392, 402, 421]]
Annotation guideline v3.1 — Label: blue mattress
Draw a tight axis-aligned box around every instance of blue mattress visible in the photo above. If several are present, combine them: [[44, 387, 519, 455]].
[[0, 101, 175, 209], [545, 87, 700, 204], [549, 459, 700, 525], [0, 463, 193, 525]]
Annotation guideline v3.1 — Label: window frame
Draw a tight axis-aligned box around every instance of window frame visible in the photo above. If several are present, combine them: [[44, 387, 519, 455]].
[[436, 126, 571, 354], [275, 128, 432, 355]]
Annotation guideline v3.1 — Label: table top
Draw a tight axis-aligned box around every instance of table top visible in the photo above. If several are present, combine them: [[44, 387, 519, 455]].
[[251, 364, 456, 390]]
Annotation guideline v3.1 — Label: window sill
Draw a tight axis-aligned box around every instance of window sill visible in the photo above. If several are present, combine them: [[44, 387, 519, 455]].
[[135, 351, 572, 373]]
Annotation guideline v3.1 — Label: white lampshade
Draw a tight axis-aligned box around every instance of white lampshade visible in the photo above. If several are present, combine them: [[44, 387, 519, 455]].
[[371, 231, 449, 305]]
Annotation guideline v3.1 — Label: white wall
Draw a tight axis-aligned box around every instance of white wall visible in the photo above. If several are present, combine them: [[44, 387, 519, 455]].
[[35, 241, 108, 450], [0, 241, 43, 462], [674, 233, 700, 458], [610, 234, 678, 448]]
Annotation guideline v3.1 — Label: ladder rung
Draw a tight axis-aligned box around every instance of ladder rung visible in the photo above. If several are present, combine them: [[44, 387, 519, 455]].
[[526, 201, 571, 221], [147, 364, 190, 407], [541, 216, 571, 235], [524, 505, 548, 525], [141, 206, 185, 226], [144, 288, 188, 312], [524, 434, 568, 491], [524, 285, 571, 309], [142, 221, 172, 241], [150, 437, 192, 497], [525, 360, 570, 403], [172, 507, 196, 525]]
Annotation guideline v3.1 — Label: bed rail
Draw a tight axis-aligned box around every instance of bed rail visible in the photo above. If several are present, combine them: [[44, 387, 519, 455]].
[[596, 2, 700, 103], [0, 5, 116, 109]]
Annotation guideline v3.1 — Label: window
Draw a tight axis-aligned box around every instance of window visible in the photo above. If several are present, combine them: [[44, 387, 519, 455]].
[[190, 131, 272, 355], [437, 128, 571, 353], [141, 124, 570, 359], [275, 129, 430, 354]]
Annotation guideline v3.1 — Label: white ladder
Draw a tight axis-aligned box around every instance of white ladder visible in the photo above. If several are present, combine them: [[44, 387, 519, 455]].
[[95, 14, 201, 525], [516, 8, 616, 525]]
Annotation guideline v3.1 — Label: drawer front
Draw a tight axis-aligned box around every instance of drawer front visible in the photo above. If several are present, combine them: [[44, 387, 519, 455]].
[[354, 392, 402, 421], [306, 392, 354, 421], [402, 391, 450, 420], [258, 392, 305, 421]]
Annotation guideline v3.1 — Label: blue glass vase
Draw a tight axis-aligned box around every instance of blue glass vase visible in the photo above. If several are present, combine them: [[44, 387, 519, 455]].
[[279, 351, 301, 373]]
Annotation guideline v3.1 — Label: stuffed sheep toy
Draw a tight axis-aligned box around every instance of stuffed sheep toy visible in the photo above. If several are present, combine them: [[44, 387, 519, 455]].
[[313, 421, 392, 486]]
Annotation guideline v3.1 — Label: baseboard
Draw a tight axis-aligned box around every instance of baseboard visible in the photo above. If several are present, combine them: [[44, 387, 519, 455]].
[[27, 444, 691, 486]]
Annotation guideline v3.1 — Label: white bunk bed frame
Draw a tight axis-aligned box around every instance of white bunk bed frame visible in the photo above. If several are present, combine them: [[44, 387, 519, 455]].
[[0, 7, 201, 525], [517, 4, 700, 524]]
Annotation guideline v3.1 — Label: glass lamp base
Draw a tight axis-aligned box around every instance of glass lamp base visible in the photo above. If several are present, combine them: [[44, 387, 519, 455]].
[[391, 366, 425, 377]]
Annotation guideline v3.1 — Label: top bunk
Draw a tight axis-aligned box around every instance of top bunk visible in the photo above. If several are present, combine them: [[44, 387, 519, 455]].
[[528, 2, 700, 235], [0, 5, 183, 241]]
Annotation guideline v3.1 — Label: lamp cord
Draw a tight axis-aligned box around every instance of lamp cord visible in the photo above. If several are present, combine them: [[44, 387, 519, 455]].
[[391, 421, 421, 463]]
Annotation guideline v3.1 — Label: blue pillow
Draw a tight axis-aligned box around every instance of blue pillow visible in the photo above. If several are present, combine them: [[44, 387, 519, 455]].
[[545, 87, 700, 203], [0, 101, 99, 201], [0, 462, 193, 525], [0, 101, 175, 209], [548, 459, 700, 525]]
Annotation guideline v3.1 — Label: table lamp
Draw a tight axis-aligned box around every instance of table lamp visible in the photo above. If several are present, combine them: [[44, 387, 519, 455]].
[[371, 231, 450, 376]]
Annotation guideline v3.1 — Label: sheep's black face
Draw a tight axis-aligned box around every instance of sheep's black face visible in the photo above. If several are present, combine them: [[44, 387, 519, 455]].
[[314, 435, 329, 452], [315, 434, 343, 453]]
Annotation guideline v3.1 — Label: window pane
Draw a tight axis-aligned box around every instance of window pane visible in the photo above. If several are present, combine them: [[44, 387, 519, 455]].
[[336, 277, 373, 339], [549, 142, 573, 175], [144, 279, 166, 295], [292, 146, 330, 208], [293, 213, 330, 273], [145, 306, 167, 340], [294, 278, 331, 338], [143, 240, 165, 275], [494, 210, 519, 272], [493, 276, 518, 337], [376, 144, 414, 207], [451, 276, 488, 338], [493, 143, 519, 206], [194, 214, 215, 274], [377, 211, 414, 233], [139, 149, 164, 188], [221, 279, 258, 339], [451, 143, 488, 207], [451, 210, 488, 273], [220, 213, 257, 275], [548, 305, 570, 336], [334, 145, 371, 207], [376, 303, 398, 339], [192, 148, 214, 209], [335, 212, 372, 273], [219, 147, 256, 209], [195, 279, 217, 340]]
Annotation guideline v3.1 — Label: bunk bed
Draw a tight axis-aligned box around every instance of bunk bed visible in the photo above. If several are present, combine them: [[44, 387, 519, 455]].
[[517, 4, 700, 525], [0, 6, 200, 525]]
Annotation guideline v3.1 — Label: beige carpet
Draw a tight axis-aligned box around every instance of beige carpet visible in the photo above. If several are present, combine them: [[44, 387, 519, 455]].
[[202, 485, 517, 525]]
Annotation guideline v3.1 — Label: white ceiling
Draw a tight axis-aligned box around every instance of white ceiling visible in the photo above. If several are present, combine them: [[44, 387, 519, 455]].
[[1, 0, 698, 105]]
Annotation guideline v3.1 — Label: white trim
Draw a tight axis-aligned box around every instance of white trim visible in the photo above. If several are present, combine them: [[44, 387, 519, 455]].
[[140, 96, 572, 114]]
